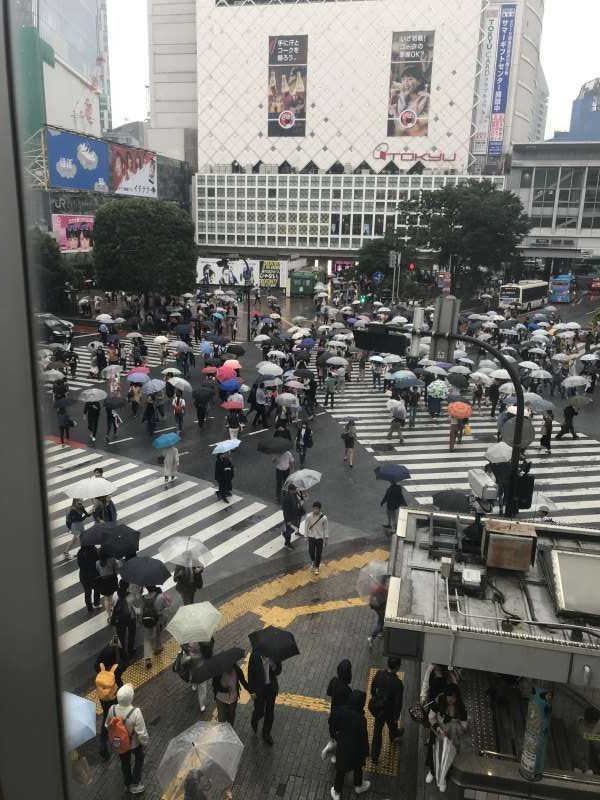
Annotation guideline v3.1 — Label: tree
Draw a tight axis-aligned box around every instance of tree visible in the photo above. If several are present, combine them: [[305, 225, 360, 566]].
[[33, 228, 73, 311], [94, 199, 197, 297]]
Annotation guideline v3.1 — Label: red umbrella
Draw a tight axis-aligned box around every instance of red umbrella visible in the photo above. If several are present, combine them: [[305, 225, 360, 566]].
[[217, 366, 236, 382], [448, 401, 472, 420], [201, 366, 218, 375], [251, 310, 262, 318], [223, 359, 242, 370], [221, 400, 243, 410], [126, 366, 150, 376]]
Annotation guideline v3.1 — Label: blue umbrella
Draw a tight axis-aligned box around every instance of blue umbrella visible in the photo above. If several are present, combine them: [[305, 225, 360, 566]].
[[126, 372, 150, 384], [436, 362, 453, 370], [212, 439, 241, 455], [301, 337, 316, 347], [152, 432, 181, 449], [396, 377, 425, 389], [200, 341, 213, 354], [212, 312, 224, 319], [374, 464, 411, 482], [62, 692, 97, 751], [219, 378, 242, 392], [346, 317, 357, 325], [142, 378, 166, 395]]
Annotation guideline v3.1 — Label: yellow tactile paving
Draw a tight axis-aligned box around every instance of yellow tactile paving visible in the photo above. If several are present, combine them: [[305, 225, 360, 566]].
[[365, 667, 404, 777]]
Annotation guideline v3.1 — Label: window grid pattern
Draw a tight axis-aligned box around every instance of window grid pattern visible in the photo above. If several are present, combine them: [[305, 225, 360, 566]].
[[526, 166, 600, 232], [195, 173, 505, 249]]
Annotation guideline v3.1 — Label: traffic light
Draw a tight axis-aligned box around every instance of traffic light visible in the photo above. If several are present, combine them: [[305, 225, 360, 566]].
[[407, 262, 416, 272]]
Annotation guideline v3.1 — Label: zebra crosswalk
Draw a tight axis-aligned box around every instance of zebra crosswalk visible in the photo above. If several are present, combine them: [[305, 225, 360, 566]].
[[316, 364, 600, 528], [45, 440, 287, 655]]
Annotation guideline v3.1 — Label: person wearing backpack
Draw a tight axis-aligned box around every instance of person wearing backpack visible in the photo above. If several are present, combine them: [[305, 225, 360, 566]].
[[95, 635, 126, 760], [141, 586, 169, 668], [105, 684, 149, 794], [111, 583, 137, 659], [172, 389, 186, 433], [369, 657, 404, 764]]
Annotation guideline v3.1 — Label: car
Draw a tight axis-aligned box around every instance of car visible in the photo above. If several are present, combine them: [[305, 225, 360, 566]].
[[36, 313, 74, 344]]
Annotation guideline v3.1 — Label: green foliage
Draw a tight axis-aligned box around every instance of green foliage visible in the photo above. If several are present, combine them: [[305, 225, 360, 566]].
[[94, 199, 197, 296], [32, 228, 72, 311]]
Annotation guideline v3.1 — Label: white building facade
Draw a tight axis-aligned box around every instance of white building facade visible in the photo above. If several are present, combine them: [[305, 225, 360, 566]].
[[177, 0, 545, 256]]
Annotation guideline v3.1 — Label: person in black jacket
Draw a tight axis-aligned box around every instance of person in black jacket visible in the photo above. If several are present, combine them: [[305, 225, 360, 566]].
[[247, 649, 282, 745], [212, 663, 250, 726], [369, 657, 404, 764], [381, 481, 406, 531], [84, 400, 101, 442], [295, 422, 313, 467], [215, 454, 234, 503], [173, 564, 204, 606], [329, 690, 370, 799], [77, 544, 100, 613], [321, 659, 352, 762], [555, 403, 578, 439], [281, 483, 304, 548]]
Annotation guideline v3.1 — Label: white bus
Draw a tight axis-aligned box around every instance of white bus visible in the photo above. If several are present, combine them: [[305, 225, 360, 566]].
[[499, 280, 548, 313]]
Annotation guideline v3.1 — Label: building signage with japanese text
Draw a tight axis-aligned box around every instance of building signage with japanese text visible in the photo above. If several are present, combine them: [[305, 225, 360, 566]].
[[488, 4, 517, 157]]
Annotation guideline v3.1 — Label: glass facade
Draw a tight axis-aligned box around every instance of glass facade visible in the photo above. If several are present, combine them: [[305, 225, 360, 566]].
[[522, 164, 600, 232], [195, 172, 504, 251], [38, 0, 99, 81]]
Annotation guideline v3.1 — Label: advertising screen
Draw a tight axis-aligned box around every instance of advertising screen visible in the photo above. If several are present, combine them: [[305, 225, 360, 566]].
[[387, 31, 435, 137], [196, 257, 260, 286], [260, 260, 281, 288], [51, 214, 95, 252], [268, 35, 308, 137], [110, 144, 158, 197], [46, 127, 110, 192]]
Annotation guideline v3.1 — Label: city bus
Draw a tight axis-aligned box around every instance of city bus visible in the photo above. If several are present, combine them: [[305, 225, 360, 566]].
[[550, 273, 576, 303], [499, 280, 549, 312]]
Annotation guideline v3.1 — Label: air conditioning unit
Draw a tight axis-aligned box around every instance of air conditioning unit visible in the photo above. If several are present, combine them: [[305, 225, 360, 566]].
[[482, 519, 537, 572]]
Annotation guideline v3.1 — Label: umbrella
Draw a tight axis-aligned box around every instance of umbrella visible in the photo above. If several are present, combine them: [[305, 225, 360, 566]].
[[499, 382, 516, 395], [194, 386, 215, 403], [119, 556, 171, 586], [276, 392, 299, 407], [478, 359, 498, 369], [383, 354, 402, 364], [257, 363, 283, 377], [518, 361, 539, 370], [427, 379, 449, 399], [249, 626, 299, 662], [448, 365, 471, 376], [369, 355, 384, 363], [87, 341, 103, 352], [506, 405, 532, 417], [219, 378, 242, 393], [253, 334, 271, 343], [101, 365, 122, 378], [489, 368, 511, 380], [212, 439, 241, 455], [104, 396, 127, 410], [434, 734, 457, 793], [99, 524, 140, 558], [529, 369, 552, 380], [447, 374, 468, 390], [42, 369, 65, 382], [267, 350, 286, 359], [217, 366, 237, 382], [127, 372, 150, 384], [153, 432, 181, 449], [190, 648, 246, 685], [447, 402, 472, 419], [257, 438, 291, 455], [159, 537, 213, 568], [424, 365, 447, 376], [580, 353, 600, 362], [485, 441, 512, 463], [523, 394, 554, 413], [374, 465, 411, 482], [202, 366, 218, 375], [142, 379, 166, 395], [292, 316, 308, 324], [154, 335, 170, 345], [562, 376, 588, 388], [389, 370, 416, 381], [157, 721, 244, 798], [432, 490, 471, 514], [570, 395, 589, 408], [62, 692, 97, 751], [96, 313, 113, 323], [173, 341, 191, 353], [284, 469, 322, 491], [166, 602, 222, 645], [225, 344, 245, 356], [528, 492, 558, 514], [65, 477, 113, 500], [326, 356, 348, 367], [168, 377, 193, 392], [77, 388, 107, 403], [356, 560, 389, 598], [221, 400, 243, 410], [294, 368, 314, 380], [162, 367, 182, 376], [285, 380, 305, 390]]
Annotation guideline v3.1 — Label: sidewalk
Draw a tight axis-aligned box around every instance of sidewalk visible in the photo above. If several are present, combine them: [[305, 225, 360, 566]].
[[69, 545, 421, 800]]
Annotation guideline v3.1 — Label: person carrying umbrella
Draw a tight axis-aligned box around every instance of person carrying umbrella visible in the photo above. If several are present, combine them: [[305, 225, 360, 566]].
[[274, 448, 295, 501], [63, 498, 89, 560], [540, 409, 553, 454], [105, 684, 149, 795], [248, 649, 281, 746], [329, 690, 371, 800], [251, 383, 269, 428], [111, 581, 137, 660], [487, 381, 500, 418], [556, 402, 579, 440], [141, 586, 170, 669], [426, 683, 468, 793], [406, 386, 420, 428], [213, 660, 250, 727], [173, 563, 204, 606], [282, 482, 304, 548], [142, 396, 158, 436], [369, 657, 404, 765], [93, 495, 117, 524], [321, 659, 353, 763], [215, 453, 234, 503], [77, 543, 101, 614], [448, 413, 465, 452], [295, 421, 313, 467], [129, 383, 142, 417], [387, 403, 406, 444], [380, 481, 407, 532], [305, 500, 329, 575]]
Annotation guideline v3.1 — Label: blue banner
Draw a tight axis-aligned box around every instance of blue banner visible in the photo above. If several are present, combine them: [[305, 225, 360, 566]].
[[488, 4, 516, 157], [46, 127, 110, 192]]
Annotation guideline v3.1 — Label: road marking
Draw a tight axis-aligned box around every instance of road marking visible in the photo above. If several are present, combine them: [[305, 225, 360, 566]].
[[108, 437, 134, 444]]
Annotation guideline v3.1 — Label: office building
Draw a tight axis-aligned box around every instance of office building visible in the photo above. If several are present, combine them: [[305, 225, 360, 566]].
[[553, 78, 600, 143]]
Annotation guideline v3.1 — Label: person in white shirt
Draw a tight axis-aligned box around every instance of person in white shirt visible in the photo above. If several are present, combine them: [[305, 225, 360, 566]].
[[305, 500, 329, 575], [274, 449, 295, 500]]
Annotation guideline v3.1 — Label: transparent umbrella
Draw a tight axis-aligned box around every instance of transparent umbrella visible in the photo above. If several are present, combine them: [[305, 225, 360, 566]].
[[434, 734, 457, 792], [166, 602, 222, 645], [356, 560, 389, 599], [157, 722, 244, 799], [62, 692, 97, 751], [485, 442, 512, 463], [159, 536, 214, 567], [283, 469, 322, 491]]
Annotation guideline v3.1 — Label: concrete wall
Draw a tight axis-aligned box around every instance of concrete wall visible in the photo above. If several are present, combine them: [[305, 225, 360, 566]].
[[43, 58, 101, 137]]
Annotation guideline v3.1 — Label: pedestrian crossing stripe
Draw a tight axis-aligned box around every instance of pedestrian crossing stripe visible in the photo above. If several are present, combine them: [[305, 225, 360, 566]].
[[44, 440, 286, 653], [312, 358, 600, 526]]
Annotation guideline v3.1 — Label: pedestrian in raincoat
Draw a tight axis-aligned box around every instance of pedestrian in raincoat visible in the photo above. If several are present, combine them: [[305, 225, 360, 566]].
[[163, 445, 179, 487]]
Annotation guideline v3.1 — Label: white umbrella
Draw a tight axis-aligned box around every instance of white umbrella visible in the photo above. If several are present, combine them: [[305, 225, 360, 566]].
[[369, 355, 384, 363], [418, 358, 435, 366], [434, 734, 457, 793], [448, 365, 471, 375], [326, 356, 348, 367], [257, 363, 283, 377], [424, 365, 447, 376], [285, 380, 305, 390], [518, 361, 539, 370], [284, 469, 322, 491], [551, 353, 572, 363], [377, 307, 391, 314], [65, 477, 113, 500], [562, 376, 588, 388], [485, 442, 512, 463], [469, 371, 492, 385], [96, 313, 113, 323], [102, 365, 122, 378], [527, 347, 547, 356], [499, 382, 516, 395], [166, 602, 222, 645], [162, 367, 182, 376], [212, 439, 241, 455], [453, 350, 468, 359], [391, 315, 408, 324], [489, 369, 510, 380], [276, 392, 299, 406], [531, 329, 549, 337], [125, 331, 144, 339], [62, 692, 97, 751], [529, 369, 552, 380], [565, 321, 581, 330], [267, 350, 286, 359], [383, 354, 402, 364], [557, 331, 575, 339], [79, 388, 107, 402], [478, 359, 498, 370], [159, 536, 214, 568], [168, 377, 193, 392], [356, 560, 389, 598], [42, 369, 65, 382], [506, 405, 532, 417], [154, 335, 169, 344], [253, 334, 271, 343], [580, 353, 599, 362]]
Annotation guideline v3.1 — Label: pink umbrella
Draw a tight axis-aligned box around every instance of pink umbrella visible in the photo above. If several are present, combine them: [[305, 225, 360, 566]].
[[223, 359, 242, 370], [217, 366, 236, 382], [126, 366, 150, 376]]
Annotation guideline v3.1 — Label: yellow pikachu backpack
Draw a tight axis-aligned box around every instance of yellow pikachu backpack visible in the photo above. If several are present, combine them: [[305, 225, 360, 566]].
[[95, 663, 118, 701]]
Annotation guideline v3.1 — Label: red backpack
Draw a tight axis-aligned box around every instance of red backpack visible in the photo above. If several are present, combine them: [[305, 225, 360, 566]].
[[107, 707, 135, 754]]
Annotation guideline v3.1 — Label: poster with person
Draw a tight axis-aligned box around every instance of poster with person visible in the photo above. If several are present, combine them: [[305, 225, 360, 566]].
[[268, 35, 308, 137], [51, 214, 95, 252], [387, 31, 435, 137], [110, 144, 158, 197], [196, 257, 259, 287]]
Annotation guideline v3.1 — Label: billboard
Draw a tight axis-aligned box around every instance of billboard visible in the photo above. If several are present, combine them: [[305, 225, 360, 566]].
[[472, 5, 501, 156], [387, 31, 435, 137], [260, 260, 281, 288], [196, 257, 259, 287], [268, 35, 308, 137], [46, 127, 110, 192], [488, 4, 517, 157], [110, 144, 158, 197], [51, 214, 95, 252]]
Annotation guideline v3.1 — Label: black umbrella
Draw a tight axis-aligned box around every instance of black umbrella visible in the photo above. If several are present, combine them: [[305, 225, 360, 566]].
[[193, 386, 214, 402], [225, 344, 245, 357], [204, 334, 226, 344], [293, 350, 311, 363], [99, 524, 140, 558], [175, 324, 190, 336], [104, 396, 127, 410], [447, 373, 468, 389], [119, 556, 171, 586], [317, 350, 335, 365], [257, 438, 291, 455], [249, 626, 299, 662], [190, 647, 245, 684], [294, 368, 314, 379], [432, 490, 471, 514], [204, 357, 223, 367], [80, 525, 104, 547], [53, 397, 76, 409]]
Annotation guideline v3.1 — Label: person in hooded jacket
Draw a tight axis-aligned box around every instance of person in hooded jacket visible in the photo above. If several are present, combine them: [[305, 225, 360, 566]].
[[329, 689, 371, 800], [369, 657, 404, 764], [321, 659, 352, 763], [105, 684, 149, 794]]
